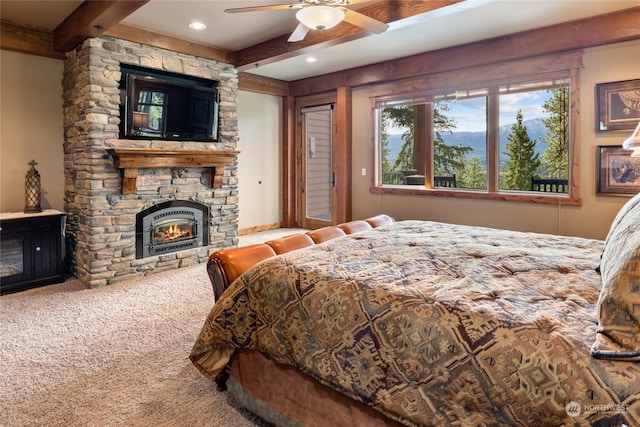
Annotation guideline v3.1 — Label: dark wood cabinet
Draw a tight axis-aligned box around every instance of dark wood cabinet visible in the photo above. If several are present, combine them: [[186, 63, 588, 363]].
[[0, 210, 66, 295]]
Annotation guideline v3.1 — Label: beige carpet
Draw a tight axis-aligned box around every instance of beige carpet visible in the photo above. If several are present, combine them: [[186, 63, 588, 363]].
[[0, 262, 270, 426]]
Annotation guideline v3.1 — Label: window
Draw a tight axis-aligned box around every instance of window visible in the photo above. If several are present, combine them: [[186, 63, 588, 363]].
[[373, 53, 581, 205], [135, 83, 169, 135]]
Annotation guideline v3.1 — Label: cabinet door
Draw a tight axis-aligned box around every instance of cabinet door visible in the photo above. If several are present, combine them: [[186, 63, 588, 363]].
[[32, 218, 63, 279], [0, 231, 33, 286], [1, 214, 64, 294]]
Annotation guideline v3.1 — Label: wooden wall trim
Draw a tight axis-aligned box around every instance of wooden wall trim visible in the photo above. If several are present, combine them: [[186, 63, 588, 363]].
[[334, 86, 353, 223], [569, 67, 582, 203], [368, 51, 583, 100], [289, 7, 640, 96], [104, 23, 236, 65], [0, 20, 64, 59], [281, 96, 297, 227], [238, 72, 289, 96]]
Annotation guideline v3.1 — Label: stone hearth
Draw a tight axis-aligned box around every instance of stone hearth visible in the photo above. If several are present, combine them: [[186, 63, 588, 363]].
[[62, 37, 239, 287]]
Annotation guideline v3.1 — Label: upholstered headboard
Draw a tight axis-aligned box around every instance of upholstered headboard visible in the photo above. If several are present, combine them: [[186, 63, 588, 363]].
[[206, 215, 395, 300]]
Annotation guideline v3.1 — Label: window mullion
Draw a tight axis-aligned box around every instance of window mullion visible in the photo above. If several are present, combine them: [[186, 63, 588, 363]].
[[568, 67, 580, 201], [425, 104, 435, 189], [415, 104, 428, 186], [486, 94, 500, 193]]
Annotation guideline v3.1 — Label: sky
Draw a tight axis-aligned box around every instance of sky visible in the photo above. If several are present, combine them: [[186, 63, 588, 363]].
[[441, 90, 554, 132], [387, 89, 555, 134]]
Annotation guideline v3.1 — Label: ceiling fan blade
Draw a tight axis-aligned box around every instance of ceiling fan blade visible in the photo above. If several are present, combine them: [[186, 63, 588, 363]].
[[225, 3, 300, 13], [288, 23, 310, 42], [342, 8, 388, 34]]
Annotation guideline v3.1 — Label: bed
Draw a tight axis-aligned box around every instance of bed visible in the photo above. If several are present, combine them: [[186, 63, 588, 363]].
[[190, 194, 640, 426]]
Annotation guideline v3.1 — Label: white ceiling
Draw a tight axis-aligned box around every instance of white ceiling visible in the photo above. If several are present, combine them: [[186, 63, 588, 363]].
[[1, 0, 638, 81]]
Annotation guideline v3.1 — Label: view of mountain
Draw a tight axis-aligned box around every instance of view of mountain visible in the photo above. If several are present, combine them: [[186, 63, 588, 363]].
[[386, 118, 549, 165]]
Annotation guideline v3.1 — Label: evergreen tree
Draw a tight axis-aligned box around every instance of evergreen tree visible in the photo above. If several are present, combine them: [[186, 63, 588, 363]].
[[381, 102, 471, 181], [434, 140, 472, 176], [458, 155, 486, 189], [380, 114, 392, 177], [387, 106, 417, 173], [540, 88, 569, 179], [380, 105, 417, 177], [433, 102, 470, 175], [503, 110, 540, 190]]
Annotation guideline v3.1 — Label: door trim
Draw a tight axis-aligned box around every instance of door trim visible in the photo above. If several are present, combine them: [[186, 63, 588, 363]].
[[293, 89, 351, 228]]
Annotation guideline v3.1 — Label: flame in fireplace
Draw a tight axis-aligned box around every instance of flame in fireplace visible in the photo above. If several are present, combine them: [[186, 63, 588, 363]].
[[152, 221, 195, 246], [164, 224, 193, 242]]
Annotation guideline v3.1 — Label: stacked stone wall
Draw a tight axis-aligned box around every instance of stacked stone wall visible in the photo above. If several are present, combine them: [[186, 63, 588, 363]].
[[62, 37, 239, 287]]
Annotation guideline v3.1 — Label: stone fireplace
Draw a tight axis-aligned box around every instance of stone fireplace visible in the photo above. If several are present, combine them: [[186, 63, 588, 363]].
[[62, 37, 239, 287]]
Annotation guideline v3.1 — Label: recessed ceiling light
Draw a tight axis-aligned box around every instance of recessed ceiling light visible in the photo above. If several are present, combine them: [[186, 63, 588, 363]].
[[306, 57, 318, 63], [188, 22, 206, 30]]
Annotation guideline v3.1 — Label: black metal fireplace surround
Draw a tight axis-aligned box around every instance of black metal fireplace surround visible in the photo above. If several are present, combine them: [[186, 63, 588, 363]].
[[135, 200, 209, 259]]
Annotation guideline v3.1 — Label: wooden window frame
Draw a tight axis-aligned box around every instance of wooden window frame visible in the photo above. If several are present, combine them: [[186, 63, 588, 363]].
[[370, 52, 583, 206]]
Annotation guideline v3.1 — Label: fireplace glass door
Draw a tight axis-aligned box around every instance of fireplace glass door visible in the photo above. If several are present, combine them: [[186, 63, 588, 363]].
[[151, 218, 196, 247]]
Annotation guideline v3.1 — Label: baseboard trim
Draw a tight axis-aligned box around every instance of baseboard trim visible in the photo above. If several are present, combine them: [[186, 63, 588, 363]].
[[238, 222, 282, 236]]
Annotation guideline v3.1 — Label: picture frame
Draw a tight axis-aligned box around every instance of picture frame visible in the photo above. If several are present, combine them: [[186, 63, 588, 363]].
[[596, 79, 640, 132], [597, 146, 640, 195]]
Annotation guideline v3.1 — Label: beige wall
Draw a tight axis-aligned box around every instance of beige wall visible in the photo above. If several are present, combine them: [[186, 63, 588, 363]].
[[1, 50, 65, 213], [351, 40, 640, 240], [0, 51, 284, 230], [2, 40, 638, 239], [237, 90, 282, 229]]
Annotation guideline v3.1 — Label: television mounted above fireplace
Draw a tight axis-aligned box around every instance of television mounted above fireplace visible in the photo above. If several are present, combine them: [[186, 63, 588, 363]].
[[119, 64, 219, 142]]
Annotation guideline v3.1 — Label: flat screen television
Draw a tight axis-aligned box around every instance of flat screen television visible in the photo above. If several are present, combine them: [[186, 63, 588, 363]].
[[119, 64, 219, 141]]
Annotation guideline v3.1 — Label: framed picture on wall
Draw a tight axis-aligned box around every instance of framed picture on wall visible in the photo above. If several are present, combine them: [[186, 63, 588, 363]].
[[596, 79, 640, 132], [597, 146, 640, 195]]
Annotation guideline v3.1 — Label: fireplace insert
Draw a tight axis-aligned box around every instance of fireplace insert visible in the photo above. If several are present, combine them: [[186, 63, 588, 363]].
[[136, 200, 209, 259]]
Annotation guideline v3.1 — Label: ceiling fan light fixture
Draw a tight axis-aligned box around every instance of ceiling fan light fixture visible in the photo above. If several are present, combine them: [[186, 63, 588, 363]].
[[296, 5, 345, 31]]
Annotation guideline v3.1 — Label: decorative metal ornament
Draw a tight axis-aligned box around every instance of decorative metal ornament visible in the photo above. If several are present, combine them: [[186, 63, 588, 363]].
[[24, 160, 42, 213]]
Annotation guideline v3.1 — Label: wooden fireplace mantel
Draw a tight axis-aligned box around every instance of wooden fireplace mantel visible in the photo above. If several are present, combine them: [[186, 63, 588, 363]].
[[106, 148, 240, 194]]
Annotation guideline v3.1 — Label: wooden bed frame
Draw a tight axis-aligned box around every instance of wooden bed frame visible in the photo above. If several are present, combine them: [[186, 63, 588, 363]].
[[205, 215, 402, 426], [193, 195, 640, 426]]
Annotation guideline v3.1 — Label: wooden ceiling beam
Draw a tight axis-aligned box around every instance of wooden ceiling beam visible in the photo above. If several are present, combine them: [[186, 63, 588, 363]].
[[238, 72, 289, 97], [289, 6, 640, 96], [234, 0, 462, 71], [0, 20, 65, 59], [53, 0, 149, 53], [103, 23, 237, 65]]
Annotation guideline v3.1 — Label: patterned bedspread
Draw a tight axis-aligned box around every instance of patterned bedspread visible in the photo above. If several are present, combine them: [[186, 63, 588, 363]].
[[191, 221, 640, 426]]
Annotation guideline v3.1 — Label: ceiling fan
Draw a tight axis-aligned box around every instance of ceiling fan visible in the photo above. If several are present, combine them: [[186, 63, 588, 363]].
[[224, 0, 389, 42]]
